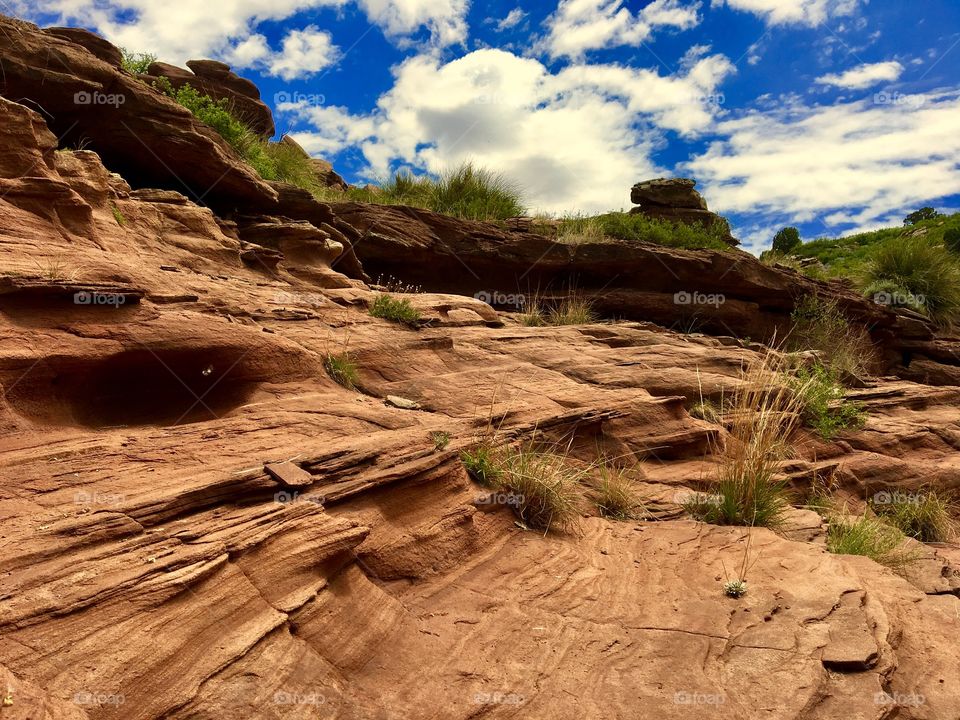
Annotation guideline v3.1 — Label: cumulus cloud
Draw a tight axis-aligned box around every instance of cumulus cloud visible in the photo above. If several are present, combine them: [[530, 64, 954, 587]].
[[712, 0, 861, 26], [20, 0, 467, 67], [279, 48, 735, 214], [540, 0, 702, 60], [685, 91, 960, 235], [815, 61, 904, 89], [225, 26, 340, 80]]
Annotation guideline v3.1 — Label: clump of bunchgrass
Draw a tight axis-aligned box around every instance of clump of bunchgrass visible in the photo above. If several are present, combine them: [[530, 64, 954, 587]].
[[826, 512, 916, 567], [870, 488, 957, 543], [690, 399, 722, 424], [369, 294, 421, 325], [590, 462, 645, 520], [323, 353, 359, 390], [787, 295, 875, 378], [862, 236, 960, 324], [461, 444, 500, 485], [685, 354, 809, 528], [495, 443, 584, 533]]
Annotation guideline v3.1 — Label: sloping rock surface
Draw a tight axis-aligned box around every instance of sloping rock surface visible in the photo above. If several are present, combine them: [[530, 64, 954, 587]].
[[1, 18, 959, 720]]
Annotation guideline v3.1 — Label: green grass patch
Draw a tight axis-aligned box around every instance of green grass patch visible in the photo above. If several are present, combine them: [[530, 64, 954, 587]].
[[110, 202, 126, 227], [323, 354, 358, 390], [826, 514, 915, 566], [368, 294, 421, 324], [590, 463, 645, 520], [556, 212, 731, 251], [862, 236, 960, 324], [461, 445, 499, 485]]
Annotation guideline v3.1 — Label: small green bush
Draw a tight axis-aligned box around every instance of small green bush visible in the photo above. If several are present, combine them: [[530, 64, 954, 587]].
[[323, 354, 358, 390], [772, 227, 801, 254], [120, 48, 157, 74], [368, 294, 421, 324], [431, 431, 451, 451], [862, 236, 960, 323], [461, 445, 499, 485], [789, 364, 865, 439], [110, 202, 126, 226], [904, 207, 941, 225], [871, 489, 956, 542]]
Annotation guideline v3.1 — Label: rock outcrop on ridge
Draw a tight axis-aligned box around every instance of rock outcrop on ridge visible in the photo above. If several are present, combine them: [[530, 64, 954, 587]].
[[1, 14, 959, 720], [630, 177, 739, 246]]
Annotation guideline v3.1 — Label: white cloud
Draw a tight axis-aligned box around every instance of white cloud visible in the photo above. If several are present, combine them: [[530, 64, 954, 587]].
[[685, 91, 960, 237], [712, 0, 861, 26], [279, 48, 735, 214], [495, 8, 528, 31], [225, 26, 340, 80], [815, 61, 904, 89], [21, 0, 467, 66], [541, 0, 701, 60]]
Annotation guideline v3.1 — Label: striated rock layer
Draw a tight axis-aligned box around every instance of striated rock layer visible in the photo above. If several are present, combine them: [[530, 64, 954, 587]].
[[0, 16, 959, 720]]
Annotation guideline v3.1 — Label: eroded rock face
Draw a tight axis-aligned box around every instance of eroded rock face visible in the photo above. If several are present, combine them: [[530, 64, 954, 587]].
[[2, 20, 960, 720], [630, 177, 738, 246], [0, 14, 277, 211]]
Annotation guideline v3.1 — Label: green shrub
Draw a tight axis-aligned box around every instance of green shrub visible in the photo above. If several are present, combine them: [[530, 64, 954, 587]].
[[871, 489, 956, 542], [904, 207, 941, 225], [368, 294, 421, 324], [772, 227, 801, 254], [120, 48, 157, 74], [461, 445, 499, 485], [827, 514, 914, 566], [789, 363, 865, 439], [431, 431, 451, 451], [110, 202, 126, 226], [862, 236, 960, 323], [323, 354, 358, 390]]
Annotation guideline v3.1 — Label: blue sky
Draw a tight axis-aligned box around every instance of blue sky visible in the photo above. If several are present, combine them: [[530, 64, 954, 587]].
[[14, 0, 960, 251]]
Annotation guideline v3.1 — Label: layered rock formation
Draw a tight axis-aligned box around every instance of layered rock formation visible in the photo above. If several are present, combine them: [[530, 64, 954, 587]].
[[630, 177, 738, 246], [1, 15, 960, 720], [143, 59, 276, 137]]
